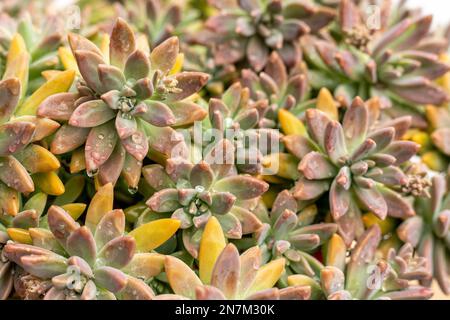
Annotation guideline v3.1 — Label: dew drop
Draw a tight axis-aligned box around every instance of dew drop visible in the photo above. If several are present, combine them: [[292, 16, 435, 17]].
[[87, 168, 99, 177], [128, 186, 138, 194]]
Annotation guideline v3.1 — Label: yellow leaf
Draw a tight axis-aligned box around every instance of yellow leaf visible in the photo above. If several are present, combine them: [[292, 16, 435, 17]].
[[41, 70, 63, 81], [15, 144, 60, 173], [33, 171, 65, 196], [287, 274, 322, 299], [199, 217, 226, 284], [85, 183, 113, 231], [278, 109, 306, 136], [70, 148, 86, 173], [422, 151, 448, 172], [316, 88, 338, 120], [247, 258, 285, 295], [61, 203, 87, 220], [58, 46, 79, 73], [324, 234, 346, 270], [169, 53, 184, 75], [16, 69, 75, 116], [129, 218, 180, 252], [7, 228, 32, 244], [362, 212, 396, 236], [3, 33, 29, 101]]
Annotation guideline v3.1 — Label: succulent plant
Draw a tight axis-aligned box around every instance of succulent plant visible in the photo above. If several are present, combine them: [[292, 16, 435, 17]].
[[423, 105, 450, 175], [240, 51, 309, 128], [194, 0, 335, 72], [157, 217, 311, 300], [0, 11, 65, 93], [206, 81, 282, 174], [280, 92, 419, 244], [38, 18, 209, 189], [397, 175, 450, 294], [243, 190, 337, 282], [301, 0, 450, 128], [121, 0, 198, 49], [143, 138, 268, 257], [3, 183, 179, 300], [288, 225, 433, 300], [0, 0, 449, 301], [0, 78, 62, 216]]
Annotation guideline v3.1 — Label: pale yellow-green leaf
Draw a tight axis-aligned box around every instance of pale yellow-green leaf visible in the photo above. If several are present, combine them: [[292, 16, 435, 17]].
[[246, 258, 285, 296]]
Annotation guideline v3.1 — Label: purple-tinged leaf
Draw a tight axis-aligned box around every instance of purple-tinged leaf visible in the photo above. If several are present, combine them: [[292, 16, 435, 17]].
[[98, 236, 135, 269], [38, 93, 79, 121], [69, 100, 116, 128], [124, 50, 151, 80], [214, 175, 268, 200], [98, 64, 126, 92], [292, 177, 329, 201], [137, 101, 176, 127], [47, 205, 79, 246], [109, 18, 136, 69], [85, 121, 118, 173], [66, 226, 97, 265], [211, 244, 240, 299], [122, 130, 148, 161], [74, 50, 105, 94], [166, 72, 209, 101], [50, 125, 89, 155], [150, 37, 179, 74], [94, 266, 127, 293]]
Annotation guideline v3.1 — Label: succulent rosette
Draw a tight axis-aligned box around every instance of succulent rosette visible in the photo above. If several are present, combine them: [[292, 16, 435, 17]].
[[240, 51, 310, 128], [194, 0, 335, 72], [288, 225, 432, 300], [280, 93, 418, 244], [120, 0, 198, 49], [38, 18, 209, 189], [143, 138, 268, 257], [397, 175, 450, 294], [3, 183, 180, 300], [244, 190, 338, 282], [156, 217, 311, 300], [206, 80, 282, 174], [301, 0, 450, 128]]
